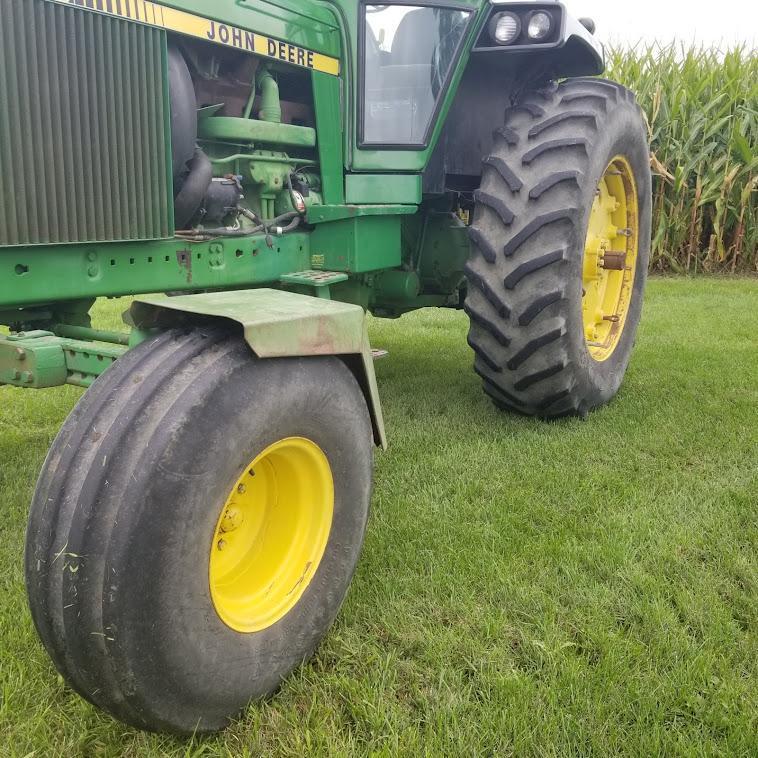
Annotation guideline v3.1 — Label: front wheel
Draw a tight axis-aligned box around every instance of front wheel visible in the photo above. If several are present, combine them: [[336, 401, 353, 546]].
[[25, 328, 374, 734], [465, 78, 652, 418]]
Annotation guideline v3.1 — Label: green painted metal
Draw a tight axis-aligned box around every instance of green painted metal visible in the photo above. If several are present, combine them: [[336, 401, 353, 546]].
[[160, 0, 342, 57], [0, 0, 172, 246], [345, 175, 423, 205], [306, 204, 416, 224], [129, 288, 386, 447], [280, 270, 349, 287], [131, 289, 364, 356], [257, 67, 283, 123], [417, 213, 471, 296], [52, 324, 131, 346], [198, 117, 316, 148], [372, 270, 421, 303], [0, 0, 611, 463], [311, 71, 345, 206], [0, 331, 127, 389], [280, 269, 349, 300], [0, 235, 311, 310], [322, 0, 489, 172], [310, 215, 401, 273]]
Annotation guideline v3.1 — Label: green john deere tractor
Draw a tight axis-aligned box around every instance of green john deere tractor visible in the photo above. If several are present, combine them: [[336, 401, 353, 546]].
[[0, 0, 651, 734]]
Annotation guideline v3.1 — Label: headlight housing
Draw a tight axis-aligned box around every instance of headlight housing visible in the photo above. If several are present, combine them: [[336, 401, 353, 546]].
[[476, 3, 563, 51], [527, 11, 553, 41], [489, 12, 521, 46]]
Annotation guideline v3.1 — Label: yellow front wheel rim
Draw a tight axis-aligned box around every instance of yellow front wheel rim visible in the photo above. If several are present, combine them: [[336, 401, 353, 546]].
[[209, 437, 334, 633], [582, 156, 640, 362]]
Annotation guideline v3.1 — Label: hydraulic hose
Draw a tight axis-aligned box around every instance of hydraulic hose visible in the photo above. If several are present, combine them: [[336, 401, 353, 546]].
[[175, 211, 301, 240], [173, 148, 213, 230]]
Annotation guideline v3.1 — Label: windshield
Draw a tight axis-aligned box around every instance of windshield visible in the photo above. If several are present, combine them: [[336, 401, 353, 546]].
[[362, 4, 472, 146]]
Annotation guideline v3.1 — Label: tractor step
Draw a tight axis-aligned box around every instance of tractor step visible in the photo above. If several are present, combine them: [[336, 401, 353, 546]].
[[279, 270, 349, 287], [279, 270, 349, 300]]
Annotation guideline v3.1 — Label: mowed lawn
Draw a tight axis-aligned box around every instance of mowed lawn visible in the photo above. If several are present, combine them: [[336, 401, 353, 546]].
[[0, 278, 756, 756]]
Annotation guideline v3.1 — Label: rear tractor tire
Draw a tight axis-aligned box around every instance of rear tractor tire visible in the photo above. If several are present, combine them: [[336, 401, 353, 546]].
[[25, 328, 374, 734], [465, 78, 652, 418]]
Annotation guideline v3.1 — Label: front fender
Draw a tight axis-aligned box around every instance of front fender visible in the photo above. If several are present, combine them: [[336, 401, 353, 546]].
[[128, 289, 387, 449]]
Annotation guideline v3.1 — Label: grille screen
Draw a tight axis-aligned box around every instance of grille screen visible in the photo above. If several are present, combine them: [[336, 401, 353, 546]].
[[0, 0, 172, 247]]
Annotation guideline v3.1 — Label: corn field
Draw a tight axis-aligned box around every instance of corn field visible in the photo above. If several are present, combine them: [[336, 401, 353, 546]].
[[606, 45, 757, 272]]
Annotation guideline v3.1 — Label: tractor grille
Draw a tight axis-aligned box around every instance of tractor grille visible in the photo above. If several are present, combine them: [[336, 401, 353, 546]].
[[0, 0, 172, 247]]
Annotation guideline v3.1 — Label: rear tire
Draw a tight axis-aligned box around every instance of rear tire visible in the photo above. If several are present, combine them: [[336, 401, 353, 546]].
[[25, 328, 374, 734], [465, 78, 652, 418]]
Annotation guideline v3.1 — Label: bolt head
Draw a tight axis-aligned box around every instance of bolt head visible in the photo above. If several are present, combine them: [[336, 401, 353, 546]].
[[220, 507, 243, 534]]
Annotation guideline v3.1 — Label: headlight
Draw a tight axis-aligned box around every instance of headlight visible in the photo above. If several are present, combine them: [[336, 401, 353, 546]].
[[527, 11, 553, 41], [489, 12, 521, 45]]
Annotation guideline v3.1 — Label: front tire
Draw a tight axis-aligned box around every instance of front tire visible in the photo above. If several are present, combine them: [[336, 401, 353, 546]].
[[465, 78, 652, 418], [25, 328, 374, 734]]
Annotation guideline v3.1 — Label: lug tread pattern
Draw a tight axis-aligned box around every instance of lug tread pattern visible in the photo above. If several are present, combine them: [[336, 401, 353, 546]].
[[467, 225, 498, 263], [518, 290, 564, 326], [493, 125, 520, 145], [538, 389, 573, 412], [514, 363, 566, 392], [528, 111, 598, 138], [464, 303, 511, 347], [522, 138, 589, 165], [482, 156, 524, 192], [503, 209, 575, 256], [464, 263, 512, 318], [475, 366, 525, 408], [504, 249, 566, 289], [474, 189, 516, 226], [508, 102, 546, 119], [560, 92, 608, 111], [464, 77, 644, 418], [467, 335, 502, 373], [529, 171, 583, 200], [507, 327, 566, 370]]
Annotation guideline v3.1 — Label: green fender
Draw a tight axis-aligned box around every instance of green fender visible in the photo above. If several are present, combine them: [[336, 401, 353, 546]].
[[128, 289, 387, 449]]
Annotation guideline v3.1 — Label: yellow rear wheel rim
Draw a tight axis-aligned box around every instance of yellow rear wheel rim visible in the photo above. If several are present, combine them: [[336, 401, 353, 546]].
[[209, 437, 334, 633], [582, 156, 640, 362]]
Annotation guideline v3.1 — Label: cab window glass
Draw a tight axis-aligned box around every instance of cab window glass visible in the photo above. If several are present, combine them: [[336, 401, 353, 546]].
[[362, 4, 472, 146]]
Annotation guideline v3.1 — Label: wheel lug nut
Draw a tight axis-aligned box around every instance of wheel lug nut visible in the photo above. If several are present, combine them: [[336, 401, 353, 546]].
[[237, 483, 246, 494], [217, 539, 227, 551]]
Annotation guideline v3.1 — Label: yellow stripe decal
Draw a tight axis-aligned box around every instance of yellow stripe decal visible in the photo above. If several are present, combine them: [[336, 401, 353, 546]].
[[46, 0, 341, 76]]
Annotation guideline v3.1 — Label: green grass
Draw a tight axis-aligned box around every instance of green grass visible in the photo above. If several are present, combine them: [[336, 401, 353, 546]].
[[1, 278, 756, 756]]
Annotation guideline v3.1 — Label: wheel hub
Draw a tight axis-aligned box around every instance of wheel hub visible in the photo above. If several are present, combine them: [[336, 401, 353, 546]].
[[209, 437, 334, 633], [582, 156, 640, 362]]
